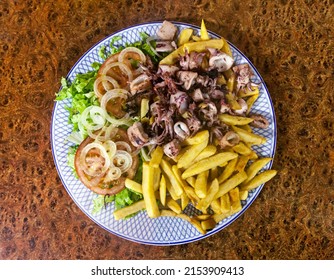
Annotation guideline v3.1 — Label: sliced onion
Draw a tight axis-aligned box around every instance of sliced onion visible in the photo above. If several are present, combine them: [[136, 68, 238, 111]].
[[66, 131, 84, 145], [104, 167, 122, 182], [87, 124, 118, 142], [118, 47, 147, 65], [105, 113, 133, 127], [140, 147, 151, 162], [79, 142, 111, 177], [81, 106, 106, 131], [100, 89, 132, 126], [100, 89, 129, 106], [115, 141, 132, 153], [100, 61, 133, 84], [94, 75, 120, 98], [103, 140, 117, 159], [112, 150, 133, 173], [104, 125, 118, 140], [118, 47, 147, 76]]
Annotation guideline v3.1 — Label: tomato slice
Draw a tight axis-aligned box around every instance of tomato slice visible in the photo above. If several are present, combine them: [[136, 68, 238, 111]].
[[96, 53, 131, 119], [74, 129, 139, 195]]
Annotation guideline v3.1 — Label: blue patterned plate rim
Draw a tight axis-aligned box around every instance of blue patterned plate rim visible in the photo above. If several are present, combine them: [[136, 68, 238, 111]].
[[51, 21, 277, 246]]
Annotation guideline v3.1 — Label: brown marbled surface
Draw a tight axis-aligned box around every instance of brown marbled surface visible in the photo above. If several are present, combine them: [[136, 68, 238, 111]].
[[0, 0, 333, 259]]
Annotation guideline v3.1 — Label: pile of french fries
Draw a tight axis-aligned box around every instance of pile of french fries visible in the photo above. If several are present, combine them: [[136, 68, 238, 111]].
[[114, 123, 276, 234], [112, 20, 277, 234]]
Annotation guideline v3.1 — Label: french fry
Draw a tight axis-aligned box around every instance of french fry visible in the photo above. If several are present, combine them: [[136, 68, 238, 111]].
[[239, 189, 248, 200], [166, 197, 182, 214], [159, 39, 224, 65], [177, 137, 208, 169], [175, 145, 191, 162], [149, 146, 164, 168], [166, 176, 181, 201], [225, 92, 241, 110], [140, 98, 149, 119], [238, 124, 253, 133], [191, 35, 201, 41], [213, 211, 231, 223], [177, 213, 190, 222], [220, 194, 231, 214], [218, 114, 254, 126], [210, 199, 222, 214], [178, 28, 193, 46], [217, 157, 238, 184], [181, 192, 189, 210], [200, 19, 210, 40], [183, 130, 209, 145], [183, 39, 224, 54], [184, 145, 217, 169], [226, 74, 236, 94], [142, 163, 160, 218], [195, 170, 209, 198], [235, 155, 249, 172], [221, 36, 233, 57], [201, 218, 217, 231], [172, 165, 187, 189], [248, 151, 259, 160], [246, 94, 259, 114], [182, 152, 238, 179], [186, 177, 196, 188], [214, 171, 248, 199], [177, 213, 206, 234], [238, 85, 259, 98], [189, 217, 206, 234], [223, 68, 234, 79], [195, 214, 211, 221], [217, 74, 227, 85], [113, 200, 146, 220], [159, 175, 167, 206], [183, 185, 200, 204], [196, 178, 219, 212], [232, 142, 253, 156], [125, 178, 143, 194], [160, 159, 183, 196], [232, 125, 267, 145], [210, 166, 219, 180], [229, 187, 242, 213], [160, 209, 177, 217], [241, 170, 277, 191], [241, 157, 272, 186], [153, 166, 161, 192]]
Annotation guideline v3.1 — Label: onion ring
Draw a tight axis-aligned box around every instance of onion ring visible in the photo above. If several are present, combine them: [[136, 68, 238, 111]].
[[79, 142, 111, 177], [81, 106, 106, 131], [94, 75, 120, 99], [112, 150, 133, 173]]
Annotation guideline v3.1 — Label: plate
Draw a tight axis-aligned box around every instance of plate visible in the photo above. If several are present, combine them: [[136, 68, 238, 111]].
[[51, 21, 277, 245]]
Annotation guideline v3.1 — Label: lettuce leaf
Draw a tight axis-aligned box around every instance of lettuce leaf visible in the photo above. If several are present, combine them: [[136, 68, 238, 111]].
[[92, 194, 115, 215], [92, 188, 143, 215]]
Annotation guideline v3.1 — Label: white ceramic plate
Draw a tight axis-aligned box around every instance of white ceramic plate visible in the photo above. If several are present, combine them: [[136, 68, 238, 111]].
[[51, 22, 277, 245]]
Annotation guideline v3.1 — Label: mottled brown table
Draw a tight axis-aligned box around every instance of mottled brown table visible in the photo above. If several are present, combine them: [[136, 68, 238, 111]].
[[1, 0, 333, 259]]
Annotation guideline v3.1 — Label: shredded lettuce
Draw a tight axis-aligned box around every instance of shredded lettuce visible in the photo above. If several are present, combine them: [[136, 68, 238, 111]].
[[98, 45, 108, 60], [115, 188, 142, 210], [92, 195, 115, 215], [56, 65, 100, 136], [109, 35, 123, 54], [92, 188, 143, 215], [67, 145, 79, 178], [126, 32, 160, 64]]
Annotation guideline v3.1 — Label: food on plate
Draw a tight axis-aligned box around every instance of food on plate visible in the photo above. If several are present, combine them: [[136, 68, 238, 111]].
[[56, 20, 277, 234]]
